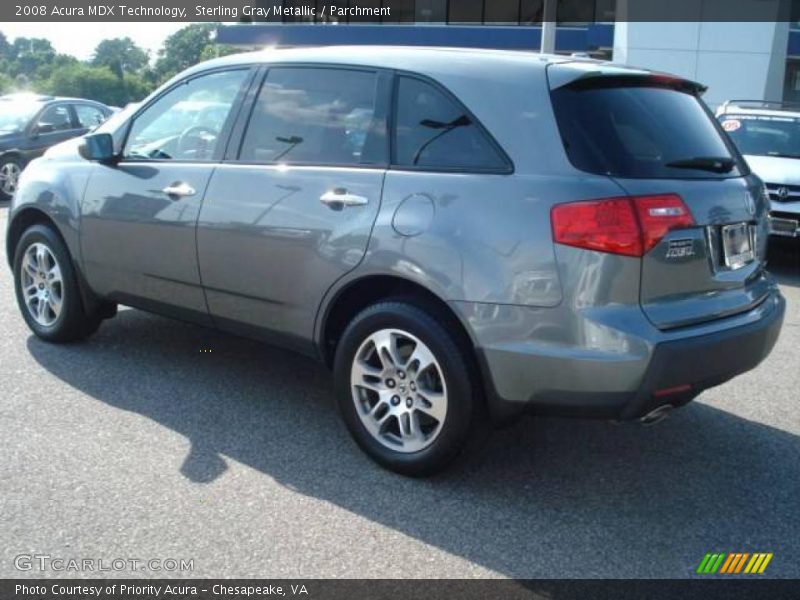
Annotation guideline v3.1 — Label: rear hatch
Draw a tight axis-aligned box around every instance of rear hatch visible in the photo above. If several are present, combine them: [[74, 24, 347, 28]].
[[548, 63, 771, 330]]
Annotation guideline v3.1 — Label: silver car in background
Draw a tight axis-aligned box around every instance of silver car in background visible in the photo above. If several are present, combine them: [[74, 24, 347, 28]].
[[717, 100, 800, 238], [7, 47, 785, 475]]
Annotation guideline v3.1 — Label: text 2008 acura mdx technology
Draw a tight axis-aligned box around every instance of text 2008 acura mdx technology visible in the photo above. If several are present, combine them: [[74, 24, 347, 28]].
[[7, 47, 785, 475]]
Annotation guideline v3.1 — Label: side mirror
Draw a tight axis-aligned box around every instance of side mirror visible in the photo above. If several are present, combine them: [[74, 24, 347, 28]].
[[33, 122, 55, 136], [79, 133, 116, 162]]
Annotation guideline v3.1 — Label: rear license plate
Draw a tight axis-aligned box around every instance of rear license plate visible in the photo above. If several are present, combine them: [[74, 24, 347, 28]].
[[769, 217, 799, 236], [722, 223, 754, 270]]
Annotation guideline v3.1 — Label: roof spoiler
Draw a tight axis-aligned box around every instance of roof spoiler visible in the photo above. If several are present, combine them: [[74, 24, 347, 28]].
[[547, 62, 707, 95]]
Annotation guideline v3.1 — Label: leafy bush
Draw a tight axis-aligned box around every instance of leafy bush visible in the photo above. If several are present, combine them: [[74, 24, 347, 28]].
[[0, 25, 238, 106]]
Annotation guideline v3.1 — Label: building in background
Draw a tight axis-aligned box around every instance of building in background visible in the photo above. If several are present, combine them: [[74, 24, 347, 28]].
[[216, 0, 800, 106]]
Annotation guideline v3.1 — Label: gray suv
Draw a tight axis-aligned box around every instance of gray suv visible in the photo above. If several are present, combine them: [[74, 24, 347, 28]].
[[6, 47, 785, 475]]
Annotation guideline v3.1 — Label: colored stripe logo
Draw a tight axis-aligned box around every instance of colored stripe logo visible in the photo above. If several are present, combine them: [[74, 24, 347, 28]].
[[697, 553, 773, 574]]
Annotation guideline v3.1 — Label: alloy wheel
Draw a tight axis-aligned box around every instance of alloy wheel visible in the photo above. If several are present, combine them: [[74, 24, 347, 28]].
[[20, 242, 63, 327], [0, 162, 21, 196], [350, 328, 448, 453]]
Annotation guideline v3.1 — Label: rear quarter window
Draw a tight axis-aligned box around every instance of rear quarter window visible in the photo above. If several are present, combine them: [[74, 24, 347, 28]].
[[393, 75, 511, 172], [551, 82, 742, 179]]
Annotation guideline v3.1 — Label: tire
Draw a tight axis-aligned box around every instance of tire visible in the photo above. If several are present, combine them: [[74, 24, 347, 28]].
[[13, 224, 101, 343], [0, 156, 23, 201], [334, 300, 484, 476]]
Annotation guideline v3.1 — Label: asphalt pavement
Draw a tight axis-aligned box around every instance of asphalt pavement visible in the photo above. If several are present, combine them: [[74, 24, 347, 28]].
[[1, 205, 799, 579]]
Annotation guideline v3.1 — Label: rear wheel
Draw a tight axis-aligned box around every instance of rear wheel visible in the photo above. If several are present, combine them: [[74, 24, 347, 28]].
[[334, 301, 482, 476], [13, 224, 101, 342]]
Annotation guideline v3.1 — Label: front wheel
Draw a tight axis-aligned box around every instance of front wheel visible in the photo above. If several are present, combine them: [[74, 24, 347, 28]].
[[0, 157, 22, 201], [13, 224, 101, 342], [334, 301, 483, 476]]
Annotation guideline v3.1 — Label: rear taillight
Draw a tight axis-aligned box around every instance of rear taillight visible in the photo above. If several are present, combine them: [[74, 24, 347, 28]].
[[633, 195, 695, 253], [551, 194, 694, 257]]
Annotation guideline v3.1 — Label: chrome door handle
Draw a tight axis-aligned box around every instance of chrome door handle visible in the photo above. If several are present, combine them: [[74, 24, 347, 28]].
[[162, 182, 196, 198], [320, 189, 369, 209]]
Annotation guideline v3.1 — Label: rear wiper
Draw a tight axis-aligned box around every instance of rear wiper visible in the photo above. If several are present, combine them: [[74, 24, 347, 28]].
[[665, 156, 735, 174]]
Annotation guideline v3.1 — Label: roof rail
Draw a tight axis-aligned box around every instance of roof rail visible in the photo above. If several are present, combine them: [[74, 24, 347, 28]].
[[720, 99, 800, 112]]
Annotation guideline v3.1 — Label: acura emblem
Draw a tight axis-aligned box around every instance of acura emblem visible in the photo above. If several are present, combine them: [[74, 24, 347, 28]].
[[777, 186, 790, 202]]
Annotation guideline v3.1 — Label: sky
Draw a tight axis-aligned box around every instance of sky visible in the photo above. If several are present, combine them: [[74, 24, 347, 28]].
[[0, 22, 191, 62]]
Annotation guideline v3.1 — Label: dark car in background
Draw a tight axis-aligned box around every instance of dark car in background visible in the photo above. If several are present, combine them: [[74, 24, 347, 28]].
[[0, 93, 112, 200]]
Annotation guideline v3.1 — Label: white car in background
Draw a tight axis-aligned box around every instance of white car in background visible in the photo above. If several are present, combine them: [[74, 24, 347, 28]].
[[717, 100, 800, 238]]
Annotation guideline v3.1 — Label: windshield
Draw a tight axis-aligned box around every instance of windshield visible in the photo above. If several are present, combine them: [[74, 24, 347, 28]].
[[551, 83, 742, 178], [718, 113, 800, 159], [95, 103, 139, 135], [0, 102, 39, 133]]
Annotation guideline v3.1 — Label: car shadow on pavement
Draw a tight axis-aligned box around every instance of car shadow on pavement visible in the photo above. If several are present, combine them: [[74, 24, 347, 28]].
[[26, 307, 800, 579]]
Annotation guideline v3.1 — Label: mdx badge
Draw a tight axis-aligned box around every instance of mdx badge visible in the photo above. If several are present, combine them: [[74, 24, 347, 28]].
[[666, 238, 695, 260]]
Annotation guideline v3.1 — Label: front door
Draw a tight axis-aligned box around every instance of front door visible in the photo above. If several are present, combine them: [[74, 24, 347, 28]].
[[197, 66, 390, 350], [80, 68, 252, 322], [25, 103, 83, 161]]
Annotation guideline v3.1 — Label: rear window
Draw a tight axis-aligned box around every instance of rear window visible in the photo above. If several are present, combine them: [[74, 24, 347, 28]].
[[551, 82, 742, 179]]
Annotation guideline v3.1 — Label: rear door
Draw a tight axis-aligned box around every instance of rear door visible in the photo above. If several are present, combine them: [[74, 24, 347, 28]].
[[196, 66, 390, 351], [550, 70, 771, 329]]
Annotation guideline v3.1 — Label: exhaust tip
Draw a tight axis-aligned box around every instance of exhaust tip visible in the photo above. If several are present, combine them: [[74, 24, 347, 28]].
[[640, 404, 674, 426]]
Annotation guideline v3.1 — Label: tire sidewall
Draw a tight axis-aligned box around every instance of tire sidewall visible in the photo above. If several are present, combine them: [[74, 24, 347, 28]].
[[334, 302, 477, 476], [13, 225, 83, 341]]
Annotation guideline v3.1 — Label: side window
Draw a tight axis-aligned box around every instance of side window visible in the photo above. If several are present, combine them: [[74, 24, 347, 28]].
[[240, 67, 383, 166], [37, 105, 74, 133], [75, 104, 107, 128], [393, 76, 509, 171], [123, 69, 249, 161]]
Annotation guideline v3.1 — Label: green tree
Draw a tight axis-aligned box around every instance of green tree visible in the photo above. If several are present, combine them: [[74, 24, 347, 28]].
[[14, 73, 30, 90], [155, 23, 216, 81], [34, 53, 78, 82], [44, 62, 152, 106], [91, 37, 148, 80], [0, 31, 11, 61], [198, 43, 241, 63], [45, 63, 123, 105], [0, 72, 13, 94], [10, 37, 55, 78]]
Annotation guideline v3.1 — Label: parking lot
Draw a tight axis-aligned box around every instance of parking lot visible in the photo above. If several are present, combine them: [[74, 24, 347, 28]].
[[0, 204, 798, 579]]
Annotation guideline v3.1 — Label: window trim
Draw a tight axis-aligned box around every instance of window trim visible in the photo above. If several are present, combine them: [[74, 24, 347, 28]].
[[28, 102, 82, 136], [389, 71, 514, 175], [73, 102, 109, 129], [227, 63, 392, 170], [118, 66, 257, 165]]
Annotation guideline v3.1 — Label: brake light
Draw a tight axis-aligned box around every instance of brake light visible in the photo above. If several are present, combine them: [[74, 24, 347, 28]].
[[551, 194, 694, 257], [633, 195, 695, 253]]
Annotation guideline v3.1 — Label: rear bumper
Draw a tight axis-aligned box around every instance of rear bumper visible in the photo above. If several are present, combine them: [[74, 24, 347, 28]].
[[618, 290, 784, 420], [456, 289, 785, 423]]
